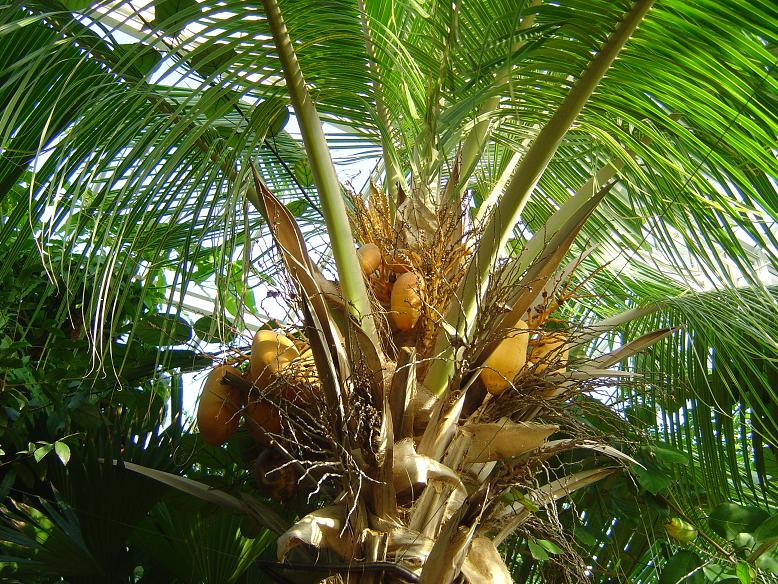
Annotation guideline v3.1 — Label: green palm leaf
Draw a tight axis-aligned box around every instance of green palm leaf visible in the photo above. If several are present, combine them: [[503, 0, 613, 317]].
[[1, 0, 776, 581]]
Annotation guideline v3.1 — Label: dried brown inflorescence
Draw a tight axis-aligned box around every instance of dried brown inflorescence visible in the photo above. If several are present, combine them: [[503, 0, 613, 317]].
[[348, 182, 475, 374]]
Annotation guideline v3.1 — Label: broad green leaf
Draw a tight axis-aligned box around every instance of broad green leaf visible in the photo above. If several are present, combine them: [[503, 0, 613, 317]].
[[199, 87, 242, 119], [527, 539, 548, 561], [135, 314, 193, 346], [286, 199, 309, 217], [245, 98, 288, 142], [754, 514, 778, 545], [735, 562, 753, 584], [190, 42, 237, 76], [116, 43, 162, 77], [573, 527, 597, 547], [761, 448, 778, 477], [293, 159, 314, 187], [153, 0, 198, 36], [56, 0, 94, 11], [632, 463, 672, 494], [242, 287, 258, 315], [54, 441, 71, 466], [224, 295, 239, 319], [268, 106, 289, 136], [33, 444, 53, 463], [537, 539, 563, 555], [659, 550, 705, 584], [651, 445, 691, 467], [703, 564, 739, 583], [709, 503, 769, 541], [160, 349, 212, 371], [756, 547, 778, 574], [193, 316, 234, 343], [733, 532, 755, 553]]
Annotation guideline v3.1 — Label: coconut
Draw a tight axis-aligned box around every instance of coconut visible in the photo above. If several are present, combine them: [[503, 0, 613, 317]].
[[480, 319, 529, 395], [196, 365, 243, 445], [279, 346, 320, 404], [292, 347, 319, 385], [390, 272, 422, 332], [244, 397, 282, 447], [357, 243, 382, 275], [529, 332, 569, 373], [248, 330, 299, 387]]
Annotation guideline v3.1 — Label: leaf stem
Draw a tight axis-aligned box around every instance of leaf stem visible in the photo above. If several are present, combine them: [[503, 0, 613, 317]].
[[357, 0, 404, 204], [260, 0, 378, 343], [424, 0, 655, 396]]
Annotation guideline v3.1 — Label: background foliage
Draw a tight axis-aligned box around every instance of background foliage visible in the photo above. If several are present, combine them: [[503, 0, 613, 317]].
[[1, 0, 776, 581]]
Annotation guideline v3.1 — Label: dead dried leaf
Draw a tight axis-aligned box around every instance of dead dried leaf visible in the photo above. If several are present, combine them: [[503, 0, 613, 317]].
[[419, 523, 477, 584], [462, 537, 512, 584], [277, 505, 354, 561], [418, 382, 470, 460], [393, 438, 464, 494], [462, 419, 557, 463]]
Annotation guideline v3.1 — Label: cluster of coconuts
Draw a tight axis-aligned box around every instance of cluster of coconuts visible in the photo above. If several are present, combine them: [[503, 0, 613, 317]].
[[196, 242, 423, 448], [358, 243, 422, 332], [479, 317, 570, 396], [197, 244, 568, 446], [359, 241, 570, 396], [196, 330, 317, 447]]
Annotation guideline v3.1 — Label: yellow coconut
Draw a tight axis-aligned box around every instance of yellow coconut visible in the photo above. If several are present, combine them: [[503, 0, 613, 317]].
[[248, 330, 299, 386], [279, 346, 320, 404], [196, 365, 243, 445], [390, 272, 422, 332], [357, 243, 382, 275], [529, 332, 569, 373], [480, 319, 529, 395], [244, 396, 282, 447], [294, 347, 319, 384]]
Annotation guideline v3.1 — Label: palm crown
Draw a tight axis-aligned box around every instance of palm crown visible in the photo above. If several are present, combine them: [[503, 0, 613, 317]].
[[0, 0, 777, 582]]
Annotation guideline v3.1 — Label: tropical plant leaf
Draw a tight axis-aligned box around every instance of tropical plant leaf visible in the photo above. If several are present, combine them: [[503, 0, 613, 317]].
[[709, 503, 770, 541], [134, 313, 193, 346], [659, 550, 705, 584], [153, 0, 199, 36], [114, 460, 289, 535]]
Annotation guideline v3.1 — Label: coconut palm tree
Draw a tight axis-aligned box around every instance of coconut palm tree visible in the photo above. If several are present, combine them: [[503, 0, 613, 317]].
[[1, 0, 777, 582]]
